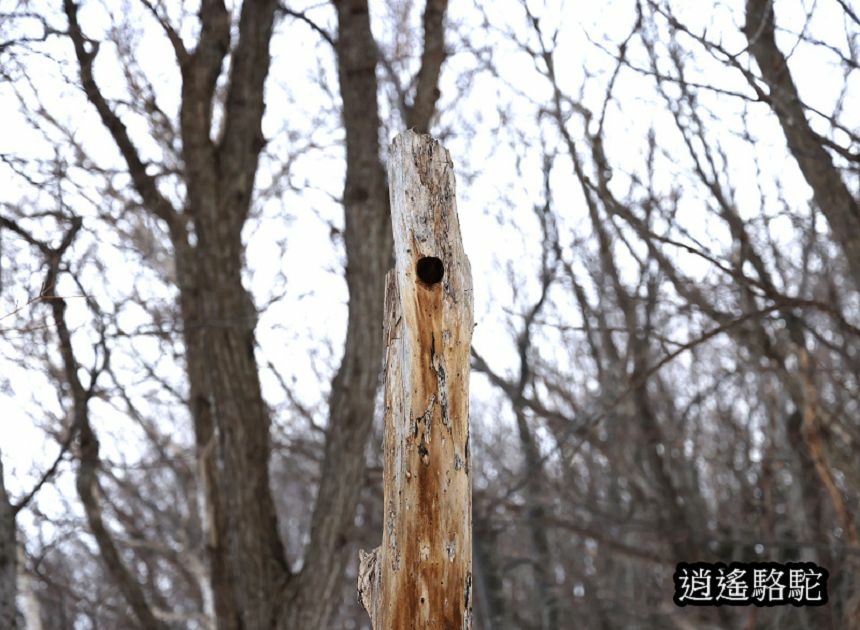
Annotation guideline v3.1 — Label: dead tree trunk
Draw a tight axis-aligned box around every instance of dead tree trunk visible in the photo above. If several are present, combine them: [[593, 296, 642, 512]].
[[358, 131, 474, 629]]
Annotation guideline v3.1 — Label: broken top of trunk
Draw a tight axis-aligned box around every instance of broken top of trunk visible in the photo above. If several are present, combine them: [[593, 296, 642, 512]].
[[358, 131, 474, 629]]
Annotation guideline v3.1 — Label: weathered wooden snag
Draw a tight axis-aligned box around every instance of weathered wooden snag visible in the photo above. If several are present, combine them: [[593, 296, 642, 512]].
[[358, 131, 473, 629]]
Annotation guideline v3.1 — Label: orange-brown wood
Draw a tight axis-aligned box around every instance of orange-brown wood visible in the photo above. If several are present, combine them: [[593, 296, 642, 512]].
[[359, 131, 473, 629]]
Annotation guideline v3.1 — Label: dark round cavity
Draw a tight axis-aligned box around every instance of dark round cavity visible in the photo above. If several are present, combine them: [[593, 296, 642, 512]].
[[416, 256, 444, 285]]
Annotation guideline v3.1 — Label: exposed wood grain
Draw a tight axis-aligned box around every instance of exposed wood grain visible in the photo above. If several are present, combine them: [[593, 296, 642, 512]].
[[360, 130, 473, 628]]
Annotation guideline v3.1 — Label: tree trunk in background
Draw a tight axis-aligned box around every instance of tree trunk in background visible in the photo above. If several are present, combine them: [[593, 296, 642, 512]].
[[513, 406, 559, 630], [359, 131, 474, 629], [281, 0, 391, 626], [473, 510, 511, 630], [0, 453, 16, 630], [65, 1, 290, 626], [745, 3, 860, 624], [63, 0, 454, 625], [175, 243, 288, 630], [745, 0, 860, 290]]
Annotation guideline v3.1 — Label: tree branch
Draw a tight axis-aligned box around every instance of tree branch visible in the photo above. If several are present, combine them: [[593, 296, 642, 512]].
[[745, 0, 860, 290], [279, 4, 335, 48], [9, 213, 169, 629], [62, 1, 179, 234], [217, 0, 279, 226], [406, 0, 448, 132]]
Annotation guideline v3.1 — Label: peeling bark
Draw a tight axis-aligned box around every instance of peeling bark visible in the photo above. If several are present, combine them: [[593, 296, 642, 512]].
[[359, 131, 473, 629]]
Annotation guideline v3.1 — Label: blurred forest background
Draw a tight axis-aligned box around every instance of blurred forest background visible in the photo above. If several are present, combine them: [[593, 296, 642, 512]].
[[1, 0, 859, 628]]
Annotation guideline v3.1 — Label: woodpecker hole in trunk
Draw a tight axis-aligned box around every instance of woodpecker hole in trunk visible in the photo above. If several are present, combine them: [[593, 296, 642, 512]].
[[416, 256, 444, 285]]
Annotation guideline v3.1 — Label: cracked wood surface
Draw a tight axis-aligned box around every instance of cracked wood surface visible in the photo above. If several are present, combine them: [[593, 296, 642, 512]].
[[359, 131, 473, 629]]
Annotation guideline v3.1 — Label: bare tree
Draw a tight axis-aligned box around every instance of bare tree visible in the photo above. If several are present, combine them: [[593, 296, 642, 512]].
[[2, 0, 858, 627], [458, 0, 859, 627], [2, 0, 452, 626]]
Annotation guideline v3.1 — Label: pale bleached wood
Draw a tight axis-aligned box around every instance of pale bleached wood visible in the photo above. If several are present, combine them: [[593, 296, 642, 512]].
[[359, 131, 473, 628]]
